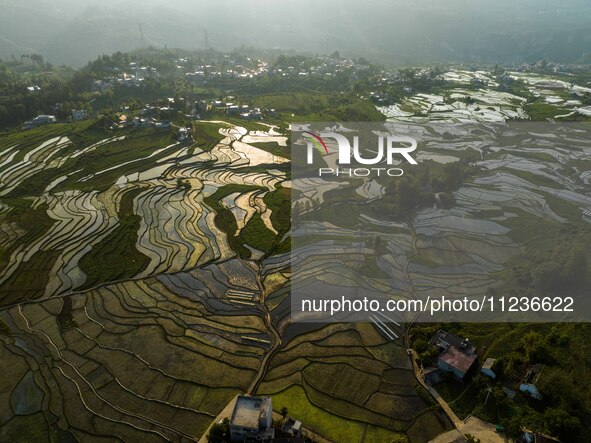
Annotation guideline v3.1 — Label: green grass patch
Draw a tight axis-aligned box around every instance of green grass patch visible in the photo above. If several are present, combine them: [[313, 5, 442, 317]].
[[0, 200, 58, 305], [249, 92, 385, 122], [78, 188, 151, 289], [524, 102, 570, 121], [407, 410, 451, 443], [248, 141, 290, 160], [263, 185, 291, 235], [204, 184, 264, 258], [192, 121, 226, 151], [240, 213, 276, 253], [266, 385, 405, 443]]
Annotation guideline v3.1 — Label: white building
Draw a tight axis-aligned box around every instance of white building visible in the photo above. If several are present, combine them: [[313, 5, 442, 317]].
[[229, 396, 274, 442]]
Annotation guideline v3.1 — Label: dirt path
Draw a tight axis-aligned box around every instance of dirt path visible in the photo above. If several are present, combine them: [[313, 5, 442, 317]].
[[403, 223, 463, 432], [429, 416, 508, 443], [410, 349, 462, 428], [247, 265, 281, 395]]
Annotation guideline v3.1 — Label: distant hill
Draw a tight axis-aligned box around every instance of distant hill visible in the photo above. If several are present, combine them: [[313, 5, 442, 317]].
[[2, 0, 591, 66]]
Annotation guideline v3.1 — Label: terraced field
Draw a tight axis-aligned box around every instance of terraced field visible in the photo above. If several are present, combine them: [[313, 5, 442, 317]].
[[0, 119, 445, 442], [0, 259, 271, 441], [0, 121, 289, 303], [378, 68, 591, 123], [291, 122, 591, 323], [256, 322, 450, 443], [1, 97, 589, 442]]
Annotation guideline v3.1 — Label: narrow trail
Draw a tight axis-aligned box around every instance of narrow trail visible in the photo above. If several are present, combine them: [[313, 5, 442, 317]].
[[246, 263, 281, 395], [402, 221, 462, 430], [403, 221, 419, 349]]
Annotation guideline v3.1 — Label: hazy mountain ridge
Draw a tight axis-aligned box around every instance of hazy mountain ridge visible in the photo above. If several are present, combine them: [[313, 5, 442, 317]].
[[2, 0, 591, 66]]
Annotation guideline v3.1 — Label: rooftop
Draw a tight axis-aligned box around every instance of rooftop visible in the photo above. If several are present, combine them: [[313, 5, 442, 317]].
[[440, 345, 477, 374], [282, 417, 302, 433], [230, 396, 271, 430], [482, 357, 496, 370], [431, 329, 476, 355]]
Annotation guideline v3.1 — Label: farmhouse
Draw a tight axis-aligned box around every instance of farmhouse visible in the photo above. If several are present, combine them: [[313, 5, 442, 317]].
[[23, 114, 57, 129], [519, 364, 544, 400], [281, 417, 302, 438], [431, 330, 477, 380], [177, 127, 192, 142], [481, 357, 497, 379], [132, 116, 152, 127], [229, 395, 274, 442]]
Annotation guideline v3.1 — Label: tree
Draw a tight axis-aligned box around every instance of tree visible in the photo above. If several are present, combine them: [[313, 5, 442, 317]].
[[207, 418, 229, 443], [543, 407, 580, 441], [279, 406, 288, 419], [532, 262, 562, 292], [14, 103, 26, 121], [412, 337, 428, 353], [518, 331, 550, 363], [0, 105, 8, 126], [30, 54, 44, 65]]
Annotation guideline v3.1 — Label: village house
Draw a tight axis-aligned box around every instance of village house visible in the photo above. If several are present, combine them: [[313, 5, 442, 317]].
[[177, 127, 192, 142], [519, 364, 544, 400], [229, 395, 274, 442], [431, 330, 478, 381], [132, 116, 153, 128], [91, 79, 112, 92], [481, 357, 497, 379], [281, 417, 302, 438], [23, 114, 57, 129], [523, 428, 561, 443]]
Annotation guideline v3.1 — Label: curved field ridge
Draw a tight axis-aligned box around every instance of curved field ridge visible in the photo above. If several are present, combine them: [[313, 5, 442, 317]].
[[0, 122, 289, 302], [0, 258, 271, 441], [256, 322, 452, 443]]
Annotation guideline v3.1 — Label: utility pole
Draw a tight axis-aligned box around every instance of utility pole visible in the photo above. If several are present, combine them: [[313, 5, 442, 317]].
[[484, 387, 492, 406]]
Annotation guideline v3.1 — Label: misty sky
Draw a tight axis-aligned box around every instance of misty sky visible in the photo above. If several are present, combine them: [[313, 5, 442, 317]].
[[1, 0, 591, 66]]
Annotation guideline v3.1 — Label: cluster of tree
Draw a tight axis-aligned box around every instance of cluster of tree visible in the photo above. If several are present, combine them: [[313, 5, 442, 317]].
[[479, 327, 584, 440], [397, 67, 445, 93], [0, 56, 98, 128], [17, 54, 45, 65], [507, 241, 588, 295], [362, 67, 447, 106], [207, 418, 229, 443]]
